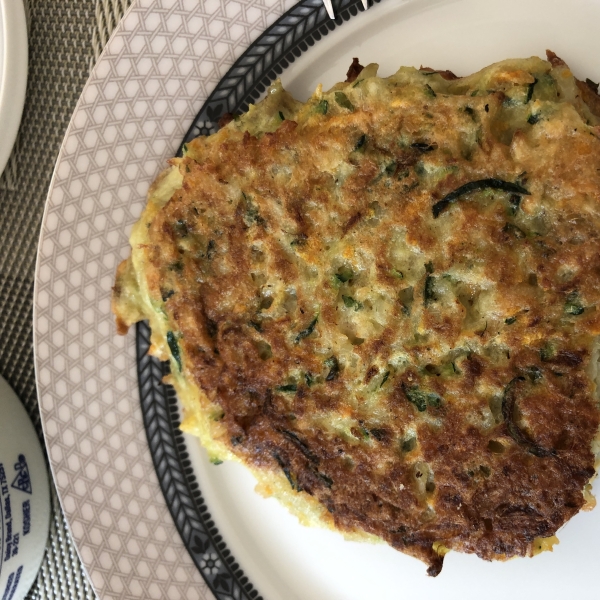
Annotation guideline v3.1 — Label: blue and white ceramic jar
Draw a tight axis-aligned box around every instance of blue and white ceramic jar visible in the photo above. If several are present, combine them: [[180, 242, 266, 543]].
[[0, 377, 50, 600]]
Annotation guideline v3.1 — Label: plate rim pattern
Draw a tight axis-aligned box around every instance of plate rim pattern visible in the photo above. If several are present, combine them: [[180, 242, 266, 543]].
[[135, 0, 382, 597]]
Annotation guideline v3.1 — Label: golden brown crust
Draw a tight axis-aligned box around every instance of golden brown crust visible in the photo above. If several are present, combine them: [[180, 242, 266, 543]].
[[345, 58, 365, 83], [114, 55, 600, 574], [420, 66, 460, 80], [112, 259, 134, 335], [218, 112, 236, 129], [576, 79, 600, 117], [545, 49, 565, 68], [547, 50, 600, 118]]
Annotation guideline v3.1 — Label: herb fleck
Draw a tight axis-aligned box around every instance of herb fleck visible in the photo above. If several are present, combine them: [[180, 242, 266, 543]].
[[509, 194, 521, 215], [335, 92, 354, 111], [174, 219, 188, 237], [503, 222, 526, 239], [523, 365, 542, 383], [402, 436, 417, 453], [403, 384, 443, 412], [464, 106, 476, 118], [354, 134, 367, 151], [273, 452, 298, 490], [316, 99, 328, 114], [380, 371, 390, 388], [565, 291, 584, 316], [335, 265, 354, 283], [256, 340, 272, 360], [411, 142, 437, 153], [248, 320, 262, 332], [167, 331, 182, 371], [342, 295, 363, 311], [206, 239, 216, 259], [276, 384, 298, 393], [325, 356, 340, 381], [424, 84, 437, 98], [424, 274, 437, 305], [526, 78, 538, 103], [540, 343, 556, 362], [291, 233, 308, 247], [295, 316, 318, 343], [242, 193, 266, 227]]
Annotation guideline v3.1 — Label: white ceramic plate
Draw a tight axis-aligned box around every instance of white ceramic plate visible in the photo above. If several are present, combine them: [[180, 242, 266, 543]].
[[0, 0, 27, 177], [34, 1, 600, 599]]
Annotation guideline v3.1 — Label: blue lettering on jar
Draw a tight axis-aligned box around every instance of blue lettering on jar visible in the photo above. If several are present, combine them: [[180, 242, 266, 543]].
[[0, 463, 7, 494], [10, 456, 31, 495], [1, 566, 23, 600], [21, 501, 30, 536]]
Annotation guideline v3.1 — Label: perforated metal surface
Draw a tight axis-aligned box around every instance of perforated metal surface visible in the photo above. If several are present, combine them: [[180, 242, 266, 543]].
[[0, 1, 131, 597]]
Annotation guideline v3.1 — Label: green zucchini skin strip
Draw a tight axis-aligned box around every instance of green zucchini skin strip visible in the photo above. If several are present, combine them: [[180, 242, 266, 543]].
[[295, 316, 318, 344], [502, 376, 556, 458], [167, 331, 182, 371], [432, 179, 531, 218]]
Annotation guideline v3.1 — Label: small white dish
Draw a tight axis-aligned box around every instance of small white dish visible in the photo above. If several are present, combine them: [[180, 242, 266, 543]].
[[0, 0, 28, 177]]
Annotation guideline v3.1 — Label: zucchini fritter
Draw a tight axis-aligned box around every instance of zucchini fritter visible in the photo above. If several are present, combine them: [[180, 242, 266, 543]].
[[113, 52, 600, 575]]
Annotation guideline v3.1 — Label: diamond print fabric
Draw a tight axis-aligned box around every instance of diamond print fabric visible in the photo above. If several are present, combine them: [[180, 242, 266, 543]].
[[35, 1, 296, 598]]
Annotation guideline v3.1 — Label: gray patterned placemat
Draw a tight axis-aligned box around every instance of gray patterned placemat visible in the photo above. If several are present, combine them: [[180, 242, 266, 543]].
[[0, 1, 131, 598]]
